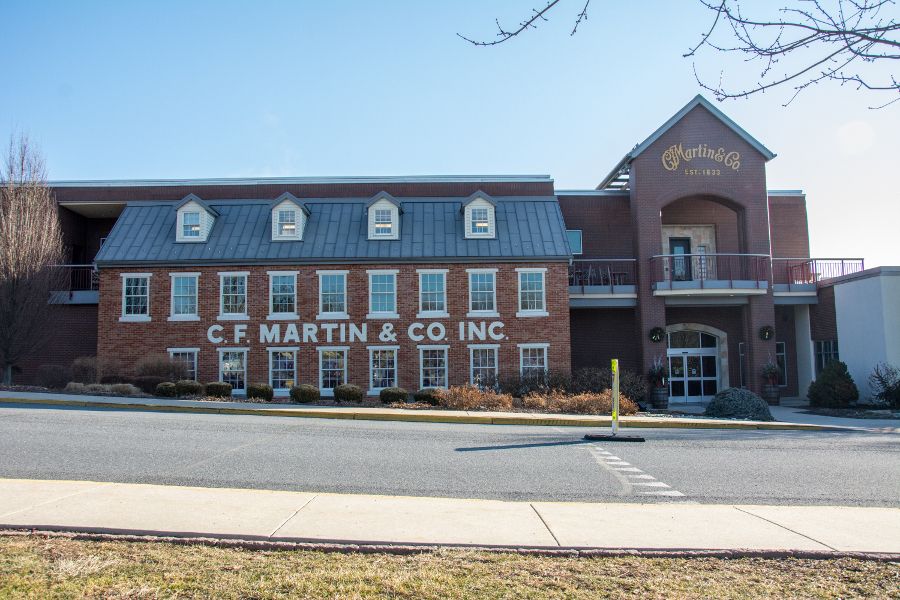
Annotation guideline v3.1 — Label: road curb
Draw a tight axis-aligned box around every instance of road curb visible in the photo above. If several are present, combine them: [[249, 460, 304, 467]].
[[0, 396, 840, 431], [2, 529, 897, 562]]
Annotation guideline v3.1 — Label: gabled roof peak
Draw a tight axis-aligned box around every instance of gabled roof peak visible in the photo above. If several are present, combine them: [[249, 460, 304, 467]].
[[462, 190, 496, 207], [174, 193, 220, 217], [272, 192, 311, 215], [365, 191, 403, 211]]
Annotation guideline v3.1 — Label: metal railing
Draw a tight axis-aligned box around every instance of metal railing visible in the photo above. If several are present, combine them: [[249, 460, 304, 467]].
[[568, 259, 637, 290], [52, 264, 99, 292], [771, 258, 865, 286], [651, 253, 770, 288]]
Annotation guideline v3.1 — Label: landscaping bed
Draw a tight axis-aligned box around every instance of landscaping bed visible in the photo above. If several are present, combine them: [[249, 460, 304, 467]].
[[0, 535, 896, 599], [803, 407, 900, 420]]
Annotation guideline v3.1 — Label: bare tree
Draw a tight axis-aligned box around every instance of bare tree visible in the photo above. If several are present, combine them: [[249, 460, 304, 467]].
[[0, 134, 65, 384], [459, 0, 900, 107]]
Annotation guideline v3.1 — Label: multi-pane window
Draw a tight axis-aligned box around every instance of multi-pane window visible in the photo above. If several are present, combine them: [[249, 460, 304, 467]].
[[775, 341, 787, 387], [420, 347, 448, 388], [182, 212, 201, 238], [566, 229, 583, 255], [122, 275, 150, 318], [270, 350, 296, 391], [319, 272, 347, 316], [470, 346, 498, 387], [169, 349, 198, 381], [419, 271, 446, 314], [815, 340, 839, 375], [369, 272, 397, 315], [370, 348, 398, 390], [220, 274, 247, 316], [171, 274, 198, 318], [219, 350, 247, 392], [470, 207, 490, 235], [468, 271, 496, 313], [518, 270, 546, 313], [270, 273, 296, 316], [277, 209, 296, 237], [373, 208, 393, 236], [520, 345, 548, 379], [319, 348, 347, 392]]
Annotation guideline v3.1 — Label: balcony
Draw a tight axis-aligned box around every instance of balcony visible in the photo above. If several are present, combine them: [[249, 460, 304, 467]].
[[771, 258, 865, 304], [651, 253, 769, 298], [569, 259, 637, 307], [50, 264, 99, 304]]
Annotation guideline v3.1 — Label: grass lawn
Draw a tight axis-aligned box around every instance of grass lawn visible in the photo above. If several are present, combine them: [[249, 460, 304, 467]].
[[1, 535, 897, 599]]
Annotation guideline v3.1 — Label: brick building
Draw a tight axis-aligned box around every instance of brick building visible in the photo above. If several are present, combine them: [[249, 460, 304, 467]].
[[32, 95, 865, 402]]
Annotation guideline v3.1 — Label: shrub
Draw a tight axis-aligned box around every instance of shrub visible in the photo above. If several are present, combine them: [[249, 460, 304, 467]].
[[110, 383, 141, 396], [71, 356, 124, 384], [869, 363, 900, 409], [99, 374, 131, 385], [85, 383, 107, 394], [379, 387, 408, 404], [334, 383, 364, 403], [247, 383, 274, 402], [64, 382, 85, 393], [134, 354, 188, 381], [524, 389, 638, 415], [290, 384, 320, 404], [205, 382, 232, 398], [175, 380, 204, 397], [570, 367, 648, 403], [35, 364, 71, 389], [807, 361, 859, 408], [133, 375, 166, 394], [414, 388, 443, 406], [436, 385, 514, 411], [499, 370, 572, 397], [155, 382, 177, 397], [705, 388, 773, 421]]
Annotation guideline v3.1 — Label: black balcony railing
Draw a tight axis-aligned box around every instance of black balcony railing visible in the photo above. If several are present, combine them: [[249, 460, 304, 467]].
[[568, 259, 637, 289], [52, 264, 99, 292], [651, 253, 770, 289], [771, 258, 865, 286]]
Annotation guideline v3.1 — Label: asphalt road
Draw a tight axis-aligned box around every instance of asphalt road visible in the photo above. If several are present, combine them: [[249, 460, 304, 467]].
[[0, 404, 897, 506]]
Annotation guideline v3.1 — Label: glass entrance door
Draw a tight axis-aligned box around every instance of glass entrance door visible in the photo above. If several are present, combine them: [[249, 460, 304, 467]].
[[669, 238, 692, 281], [667, 331, 719, 403]]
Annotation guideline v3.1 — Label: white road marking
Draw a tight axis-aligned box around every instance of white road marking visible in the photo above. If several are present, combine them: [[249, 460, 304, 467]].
[[585, 443, 688, 500], [639, 490, 686, 497]]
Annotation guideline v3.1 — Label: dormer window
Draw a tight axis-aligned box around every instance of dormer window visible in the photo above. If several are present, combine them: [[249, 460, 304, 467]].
[[182, 212, 201, 238], [271, 193, 309, 241], [463, 192, 496, 239], [366, 192, 402, 240], [175, 194, 218, 243]]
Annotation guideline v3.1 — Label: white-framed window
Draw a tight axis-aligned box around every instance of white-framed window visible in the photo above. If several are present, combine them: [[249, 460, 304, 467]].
[[276, 209, 296, 237], [419, 345, 448, 389], [120, 273, 151, 322], [268, 347, 298, 394], [367, 270, 398, 319], [169, 273, 199, 321], [516, 268, 548, 317], [463, 197, 496, 239], [317, 271, 348, 319], [775, 341, 787, 388], [566, 229, 583, 255], [268, 271, 298, 319], [519, 343, 549, 378], [182, 212, 201, 239], [470, 344, 499, 388], [417, 269, 448, 318], [168, 348, 199, 382], [466, 268, 497, 317], [218, 272, 249, 320], [318, 347, 348, 395], [218, 348, 248, 393], [369, 346, 398, 393], [815, 339, 839, 376], [373, 208, 394, 237], [271, 194, 306, 241], [367, 195, 401, 240]]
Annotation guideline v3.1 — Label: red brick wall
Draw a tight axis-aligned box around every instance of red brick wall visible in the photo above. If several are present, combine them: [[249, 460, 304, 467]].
[[17, 304, 98, 384], [556, 194, 633, 257], [810, 285, 837, 341], [97, 262, 571, 394], [661, 195, 741, 253], [768, 195, 810, 258], [569, 308, 641, 373]]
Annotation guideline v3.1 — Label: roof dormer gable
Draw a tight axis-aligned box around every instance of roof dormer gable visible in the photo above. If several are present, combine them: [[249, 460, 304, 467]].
[[271, 192, 310, 241], [462, 191, 497, 239], [366, 192, 402, 240], [174, 194, 218, 243]]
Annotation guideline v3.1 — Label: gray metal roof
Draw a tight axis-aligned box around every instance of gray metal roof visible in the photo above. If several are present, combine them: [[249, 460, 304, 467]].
[[94, 196, 571, 266]]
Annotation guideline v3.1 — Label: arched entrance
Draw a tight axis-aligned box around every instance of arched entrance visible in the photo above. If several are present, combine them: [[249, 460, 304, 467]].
[[666, 324, 729, 403]]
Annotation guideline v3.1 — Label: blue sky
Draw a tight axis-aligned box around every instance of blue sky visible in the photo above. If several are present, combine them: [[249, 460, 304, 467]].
[[2, 0, 897, 266]]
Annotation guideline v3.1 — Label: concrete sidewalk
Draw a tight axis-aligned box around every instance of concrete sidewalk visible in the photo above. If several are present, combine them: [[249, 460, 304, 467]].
[[0, 391, 867, 431], [1, 478, 898, 553]]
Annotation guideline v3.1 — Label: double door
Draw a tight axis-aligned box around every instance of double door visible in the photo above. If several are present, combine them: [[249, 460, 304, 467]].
[[668, 350, 718, 402]]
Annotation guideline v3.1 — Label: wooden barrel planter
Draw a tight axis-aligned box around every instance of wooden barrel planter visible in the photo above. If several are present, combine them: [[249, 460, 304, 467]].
[[649, 387, 669, 410], [761, 383, 781, 406]]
